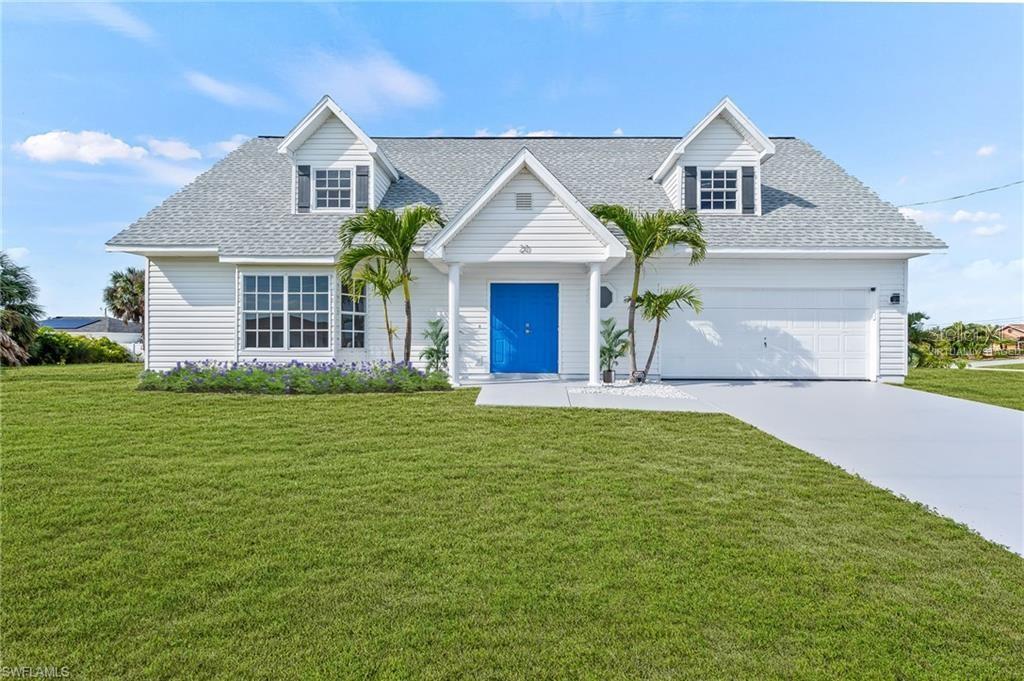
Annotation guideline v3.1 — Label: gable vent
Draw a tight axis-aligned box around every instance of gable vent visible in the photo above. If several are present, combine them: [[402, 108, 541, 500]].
[[515, 192, 532, 210]]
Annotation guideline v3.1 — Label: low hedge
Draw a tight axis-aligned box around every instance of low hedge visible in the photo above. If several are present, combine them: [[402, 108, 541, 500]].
[[138, 360, 452, 394], [29, 328, 136, 364]]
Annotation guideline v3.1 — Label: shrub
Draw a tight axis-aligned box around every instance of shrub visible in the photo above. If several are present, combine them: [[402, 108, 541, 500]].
[[29, 328, 135, 365], [138, 360, 452, 394]]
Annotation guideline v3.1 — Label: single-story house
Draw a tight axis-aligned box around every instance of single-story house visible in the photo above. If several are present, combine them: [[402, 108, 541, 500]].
[[998, 323, 1024, 351], [106, 96, 945, 384], [40, 316, 143, 353]]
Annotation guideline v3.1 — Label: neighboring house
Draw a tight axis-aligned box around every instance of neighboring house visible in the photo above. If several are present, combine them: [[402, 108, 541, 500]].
[[40, 316, 143, 353], [107, 96, 945, 384], [998, 324, 1024, 351]]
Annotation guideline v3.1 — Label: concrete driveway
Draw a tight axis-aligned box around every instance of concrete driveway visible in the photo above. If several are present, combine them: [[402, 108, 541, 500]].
[[677, 380, 1024, 555]]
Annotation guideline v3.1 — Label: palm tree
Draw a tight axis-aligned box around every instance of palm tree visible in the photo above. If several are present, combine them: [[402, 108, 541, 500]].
[[589, 205, 706, 381], [103, 267, 145, 345], [1, 252, 43, 365], [599, 318, 629, 377], [350, 258, 401, 362], [419, 318, 449, 373], [338, 206, 444, 363], [636, 285, 703, 376]]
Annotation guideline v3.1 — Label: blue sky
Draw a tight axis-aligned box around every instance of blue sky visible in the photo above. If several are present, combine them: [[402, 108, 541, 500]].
[[3, 1, 1022, 326]]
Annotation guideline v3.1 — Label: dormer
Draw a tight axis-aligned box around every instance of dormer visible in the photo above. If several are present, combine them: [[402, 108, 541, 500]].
[[653, 97, 774, 216], [277, 96, 399, 214]]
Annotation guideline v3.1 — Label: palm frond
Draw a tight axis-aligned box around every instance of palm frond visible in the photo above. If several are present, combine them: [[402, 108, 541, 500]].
[[637, 284, 703, 322], [336, 243, 393, 285]]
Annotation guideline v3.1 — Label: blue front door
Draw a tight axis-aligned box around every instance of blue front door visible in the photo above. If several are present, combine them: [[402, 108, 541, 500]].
[[490, 283, 558, 373]]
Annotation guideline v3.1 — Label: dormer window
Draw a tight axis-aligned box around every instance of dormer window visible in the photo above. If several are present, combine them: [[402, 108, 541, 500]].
[[699, 169, 738, 211], [314, 169, 352, 210]]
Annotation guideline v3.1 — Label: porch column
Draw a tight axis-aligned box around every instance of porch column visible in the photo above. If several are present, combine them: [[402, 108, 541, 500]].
[[447, 262, 461, 387], [588, 263, 601, 386]]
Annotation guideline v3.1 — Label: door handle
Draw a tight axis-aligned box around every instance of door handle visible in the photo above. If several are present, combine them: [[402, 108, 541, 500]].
[[524, 322, 531, 335], [763, 337, 767, 348]]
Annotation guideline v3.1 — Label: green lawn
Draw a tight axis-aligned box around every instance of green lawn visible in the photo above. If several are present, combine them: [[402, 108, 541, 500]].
[[4, 365, 1023, 678], [904, 367, 1024, 410]]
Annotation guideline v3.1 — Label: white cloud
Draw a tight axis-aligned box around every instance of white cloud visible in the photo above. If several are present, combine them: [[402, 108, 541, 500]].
[[208, 134, 249, 156], [14, 130, 147, 164], [951, 209, 1001, 223], [970, 224, 1006, 237], [898, 207, 944, 224], [6, 247, 30, 262], [976, 145, 997, 157], [15, 129, 208, 188], [612, 127, 624, 136], [11, 2, 156, 42], [475, 127, 559, 138], [185, 71, 282, 110], [292, 51, 439, 115], [147, 138, 201, 161]]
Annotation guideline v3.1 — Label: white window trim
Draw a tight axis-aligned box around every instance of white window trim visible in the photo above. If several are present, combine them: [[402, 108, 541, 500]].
[[238, 271, 336, 353], [697, 166, 742, 215], [311, 165, 357, 214]]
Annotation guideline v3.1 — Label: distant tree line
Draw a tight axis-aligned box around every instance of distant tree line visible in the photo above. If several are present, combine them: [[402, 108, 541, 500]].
[[908, 312, 1014, 368]]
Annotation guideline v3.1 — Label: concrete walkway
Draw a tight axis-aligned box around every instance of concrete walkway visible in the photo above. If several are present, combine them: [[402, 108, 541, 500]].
[[475, 380, 722, 412], [677, 380, 1024, 555], [474, 378, 1024, 555]]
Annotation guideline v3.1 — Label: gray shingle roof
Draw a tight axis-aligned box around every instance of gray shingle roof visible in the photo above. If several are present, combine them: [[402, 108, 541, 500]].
[[107, 136, 945, 256], [41, 316, 142, 333]]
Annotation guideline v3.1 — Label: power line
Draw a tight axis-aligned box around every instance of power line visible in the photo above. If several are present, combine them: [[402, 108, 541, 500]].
[[899, 180, 1024, 207]]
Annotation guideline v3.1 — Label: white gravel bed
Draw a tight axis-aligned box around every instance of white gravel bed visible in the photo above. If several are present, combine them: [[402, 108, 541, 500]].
[[568, 381, 695, 400]]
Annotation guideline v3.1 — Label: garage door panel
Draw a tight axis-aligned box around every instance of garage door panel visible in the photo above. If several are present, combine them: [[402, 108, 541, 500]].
[[661, 288, 872, 380], [844, 335, 867, 353]]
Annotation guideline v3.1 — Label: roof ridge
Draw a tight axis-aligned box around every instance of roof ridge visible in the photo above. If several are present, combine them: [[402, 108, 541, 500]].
[[256, 134, 799, 140]]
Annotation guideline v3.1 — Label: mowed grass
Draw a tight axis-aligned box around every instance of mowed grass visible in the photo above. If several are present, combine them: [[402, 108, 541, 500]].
[[905, 367, 1024, 410], [3, 365, 1023, 679]]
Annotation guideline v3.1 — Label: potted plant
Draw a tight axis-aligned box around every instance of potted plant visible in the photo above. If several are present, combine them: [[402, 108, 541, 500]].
[[599, 318, 629, 383]]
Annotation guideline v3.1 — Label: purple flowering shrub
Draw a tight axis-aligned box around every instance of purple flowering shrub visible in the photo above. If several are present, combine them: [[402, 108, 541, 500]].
[[138, 360, 451, 394]]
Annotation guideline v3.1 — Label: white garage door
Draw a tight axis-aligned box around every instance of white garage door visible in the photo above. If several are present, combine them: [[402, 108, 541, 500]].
[[661, 288, 873, 380]]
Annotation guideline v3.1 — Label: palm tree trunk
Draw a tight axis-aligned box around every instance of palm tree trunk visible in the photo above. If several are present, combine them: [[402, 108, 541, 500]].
[[402, 273, 413, 364], [643, 318, 661, 376], [627, 263, 641, 379], [382, 299, 395, 363]]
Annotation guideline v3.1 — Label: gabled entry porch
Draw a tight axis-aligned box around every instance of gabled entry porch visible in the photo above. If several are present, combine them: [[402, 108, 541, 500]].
[[421, 148, 626, 387], [442, 262, 609, 386]]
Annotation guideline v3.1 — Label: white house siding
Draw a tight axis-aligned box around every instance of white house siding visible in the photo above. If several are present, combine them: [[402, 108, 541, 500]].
[[598, 257, 908, 381], [662, 165, 682, 208], [144, 256, 908, 382], [444, 169, 607, 262], [677, 116, 762, 214], [878, 259, 909, 380], [147, 258, 237, 370], [372, 159, 391, 208]]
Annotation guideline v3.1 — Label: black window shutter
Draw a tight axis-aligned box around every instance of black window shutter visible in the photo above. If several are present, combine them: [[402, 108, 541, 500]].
[[741, 166, 756, 214], [355, 165, 370, 212], [297, 165, 311, 213], [683, 166, 697, 210]]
